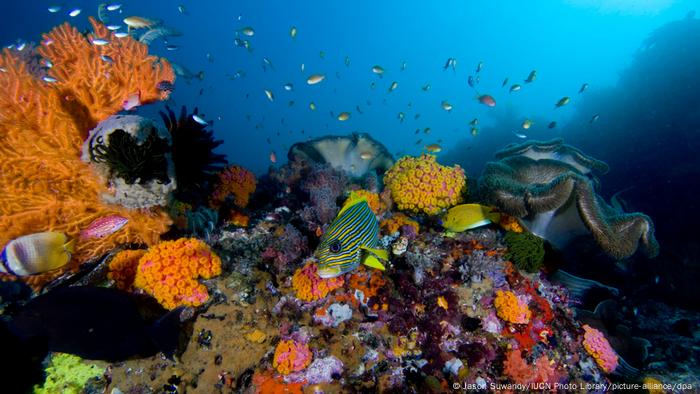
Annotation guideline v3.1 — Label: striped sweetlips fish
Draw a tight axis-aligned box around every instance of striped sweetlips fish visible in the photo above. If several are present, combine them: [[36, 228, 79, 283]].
[[314, 192, 388, 278]]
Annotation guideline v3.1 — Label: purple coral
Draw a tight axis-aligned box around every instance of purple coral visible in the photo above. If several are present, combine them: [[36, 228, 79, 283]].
[[262, 224, 308, 271], [304, 356, 344, 384], [300, 164, 348, 225]]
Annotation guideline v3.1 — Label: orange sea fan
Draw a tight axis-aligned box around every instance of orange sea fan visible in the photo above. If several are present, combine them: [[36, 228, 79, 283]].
[[0, 17, 174, 290]]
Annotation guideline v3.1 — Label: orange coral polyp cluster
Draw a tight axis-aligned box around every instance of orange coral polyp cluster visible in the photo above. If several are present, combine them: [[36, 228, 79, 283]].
[[210, 165, 257, 208], [350, 189, 382, 214], [499, 214, 524, 233], [582, 324, 619, 373], [384, 154, 466, 215], [107, 249, 146, 290], [0, 18, 173, 289], [292, 262, 344, 302], [273, 339, 313, 375], [133, 238, 222, 310], [494, 290, 532, 324], [380, 213, 420, 235], [349, 266, 386, 299]]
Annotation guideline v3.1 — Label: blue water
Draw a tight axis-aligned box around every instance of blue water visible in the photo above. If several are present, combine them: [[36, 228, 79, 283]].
[[3, 0, 695, 176]]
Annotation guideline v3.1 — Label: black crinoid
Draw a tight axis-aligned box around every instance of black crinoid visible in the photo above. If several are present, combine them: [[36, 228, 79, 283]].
[[160, 105, 228, 205], [88, 128, 170, 185]]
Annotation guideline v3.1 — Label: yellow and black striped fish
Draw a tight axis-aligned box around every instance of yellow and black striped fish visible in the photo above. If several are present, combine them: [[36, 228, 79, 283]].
[[315, 193, 388, 278]]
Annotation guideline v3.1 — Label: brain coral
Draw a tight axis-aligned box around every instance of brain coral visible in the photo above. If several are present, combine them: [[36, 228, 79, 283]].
[[133, 238, 221, 309], [384, 154, 466, 215]]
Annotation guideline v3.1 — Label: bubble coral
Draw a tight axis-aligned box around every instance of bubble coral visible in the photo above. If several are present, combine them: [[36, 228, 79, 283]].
[[133, 238, 222, 309], [273, 339, 313, 375], [494, 290, 531, 324], [107, 249, 146, 291], [0, 17, 173, 289], [291, 261, 344, 302], [380, 213, 420, 236], [503, 231, 546, 273], [582, 324, 619, 373], [384, 154, 466, 215], [209, 165, 256, 208]]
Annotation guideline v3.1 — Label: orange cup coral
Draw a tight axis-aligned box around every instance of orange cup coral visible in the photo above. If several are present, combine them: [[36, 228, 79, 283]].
[[292, 261, 344, 302], [107, 249, 146, 291], [273, 339, 312, 375], [494, 290, 531, 324], [380, 213, 420, 236], [384, 154, 466, 215], [133, 238, 222, 310], [582, 324, 619, 373], [0, 17, 174, 289], [210, 165, 257, 208]]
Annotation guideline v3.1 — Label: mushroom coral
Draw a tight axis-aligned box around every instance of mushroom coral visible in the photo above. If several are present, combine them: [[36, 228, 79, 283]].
[[0, 17, 174, 289], [478, 139, 659, 260], [288, 132, 394, 178]]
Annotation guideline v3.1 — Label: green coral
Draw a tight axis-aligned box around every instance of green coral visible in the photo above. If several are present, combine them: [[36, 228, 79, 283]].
[[34, 353, 104, 394], [504, 231, 545, 273]]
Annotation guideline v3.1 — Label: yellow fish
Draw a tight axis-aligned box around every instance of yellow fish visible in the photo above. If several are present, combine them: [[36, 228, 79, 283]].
[[442, 204, 501, 232], [307, 74, 326, 85], [1, 231, 74, 276], [337, 112, 351, 121]]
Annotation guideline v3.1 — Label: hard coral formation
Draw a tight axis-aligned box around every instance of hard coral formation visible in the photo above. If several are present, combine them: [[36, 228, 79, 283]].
[[582, 324, 619, 373], [82, 114, 176, 208], [273, 339, 313, 375], [292, 261, 344, 302], [0, 17, 172, 289], [384, 154, 466, 215], [494, 290, 531, 324], [134, 238, 222, 309], [210, 165, 256, 208], [503, 231, 546, 273], [288, 132, 394, 178], [479, 139, 659, 259]]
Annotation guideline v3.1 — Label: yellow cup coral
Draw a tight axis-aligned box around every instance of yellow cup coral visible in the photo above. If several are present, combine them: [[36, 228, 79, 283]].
[[380, 213, 420, 235], [384, 154, 466, 215], [210, 165, 256, 208], [134, 238, 222, 309], [292, 261, 344, 302], [494, 290, 531, 324], [107, 249, 146, 291], [273, 339, 312, 375]]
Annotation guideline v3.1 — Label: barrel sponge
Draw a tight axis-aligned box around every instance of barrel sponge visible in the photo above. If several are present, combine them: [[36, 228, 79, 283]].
[[384, 154, 466, 215], [478, 140, 658, 260], [133, 238, 221, 309]]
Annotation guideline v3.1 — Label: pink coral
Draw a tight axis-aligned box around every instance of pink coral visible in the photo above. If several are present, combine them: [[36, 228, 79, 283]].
[[292, 261, 344, 302], [503, 349, 560, 384], [582, 324, 619, 373], [273, 339, 313, 375]]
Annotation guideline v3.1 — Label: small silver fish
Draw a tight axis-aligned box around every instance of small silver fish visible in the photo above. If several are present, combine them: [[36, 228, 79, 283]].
[[80, 215, 128, 240], [48, 5, 61, 13], [114, 32, 129, 38], [106, 4, 122, 11], [100, 55, 114, 63], [42, 76, 57, 83], [192, 114, 208, 125], [69, 8, 82, 17], [91, 39, 110, 46], [106, 24, 122, 31]]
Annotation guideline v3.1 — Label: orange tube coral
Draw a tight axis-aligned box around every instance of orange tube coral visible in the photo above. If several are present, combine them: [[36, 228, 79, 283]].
[[0, 18, 174, 289], [133, 238, 222, 310]]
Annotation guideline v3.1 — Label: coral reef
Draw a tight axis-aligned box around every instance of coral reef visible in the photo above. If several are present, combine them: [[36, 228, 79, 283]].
[[380, 213, 420, 237], [159, 105, 227, 205], [82, 115, 176, 209], [503, 231, 545, 273], [300, 164, 348, 226], [107, 249, 146, 291], [479, 139, 659, 259], [582, 324, 619, 373], [34, 353, 105, 394], [262, 224, 308, 272], [292, 261, 345, 302], [288, 133, 394, 178], [133, 238, 222, 309], [273, 339, 313, 375], [0, 17, 173, 289], [384, 154, 466, 215], [494, 290, 532, 324], [210, 165, 257, 209]]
